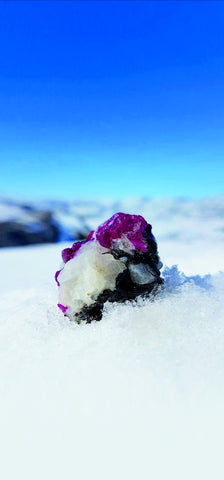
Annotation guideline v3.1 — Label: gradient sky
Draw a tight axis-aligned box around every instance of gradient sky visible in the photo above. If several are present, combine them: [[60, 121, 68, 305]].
[[0, 0, 224, 200]]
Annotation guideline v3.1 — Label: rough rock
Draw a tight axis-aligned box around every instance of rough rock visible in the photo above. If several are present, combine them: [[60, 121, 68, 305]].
[[55, 212, 163, 322]]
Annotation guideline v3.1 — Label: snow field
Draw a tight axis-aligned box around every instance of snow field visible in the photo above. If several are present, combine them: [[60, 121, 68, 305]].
[[0, 237, 224, 479]]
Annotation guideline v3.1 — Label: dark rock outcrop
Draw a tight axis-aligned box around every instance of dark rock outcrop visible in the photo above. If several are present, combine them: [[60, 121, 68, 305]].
[[0, 210, 59, 247]]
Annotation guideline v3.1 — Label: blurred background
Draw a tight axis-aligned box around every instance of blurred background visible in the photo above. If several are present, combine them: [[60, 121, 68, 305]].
[[0, 0, 224, 247]]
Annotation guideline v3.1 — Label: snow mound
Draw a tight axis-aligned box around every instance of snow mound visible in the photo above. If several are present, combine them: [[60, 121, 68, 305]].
[[1, 254, 224, 479]]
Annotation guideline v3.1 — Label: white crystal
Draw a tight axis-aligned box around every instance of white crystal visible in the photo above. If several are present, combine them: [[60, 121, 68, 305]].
[[129, 263, 156, 285], [58, 240, 125, 317]]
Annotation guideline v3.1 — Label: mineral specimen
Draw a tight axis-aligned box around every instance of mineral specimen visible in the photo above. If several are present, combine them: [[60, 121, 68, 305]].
[[55, 212, 163, 322]]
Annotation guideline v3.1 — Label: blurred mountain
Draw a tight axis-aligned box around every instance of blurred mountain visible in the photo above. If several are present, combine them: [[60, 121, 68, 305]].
[[0, 195, 224, 247]]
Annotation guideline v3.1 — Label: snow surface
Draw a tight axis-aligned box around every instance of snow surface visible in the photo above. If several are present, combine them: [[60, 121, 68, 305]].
[[1, 201, 224, 480]]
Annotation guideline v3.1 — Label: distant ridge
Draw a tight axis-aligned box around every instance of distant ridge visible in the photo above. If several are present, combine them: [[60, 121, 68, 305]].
[[0, 196, 224, 247]]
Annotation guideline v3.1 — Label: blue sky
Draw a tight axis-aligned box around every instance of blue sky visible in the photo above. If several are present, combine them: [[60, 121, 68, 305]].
[[0, 0, 224, 200]]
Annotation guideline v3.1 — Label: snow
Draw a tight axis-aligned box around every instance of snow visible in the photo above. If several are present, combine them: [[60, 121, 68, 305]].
[[0, 199, 224, 480]]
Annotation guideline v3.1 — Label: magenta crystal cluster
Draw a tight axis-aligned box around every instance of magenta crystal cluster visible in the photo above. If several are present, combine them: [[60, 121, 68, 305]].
[[55, 212, 163, 322], [96, 213, 152, 251]]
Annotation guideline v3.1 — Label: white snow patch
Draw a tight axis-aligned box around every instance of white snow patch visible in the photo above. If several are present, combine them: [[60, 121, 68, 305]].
[[0, 238, 224, 479]]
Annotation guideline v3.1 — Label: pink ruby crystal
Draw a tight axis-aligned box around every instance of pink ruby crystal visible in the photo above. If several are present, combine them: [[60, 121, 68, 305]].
[[96, 212, 150, 252]]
